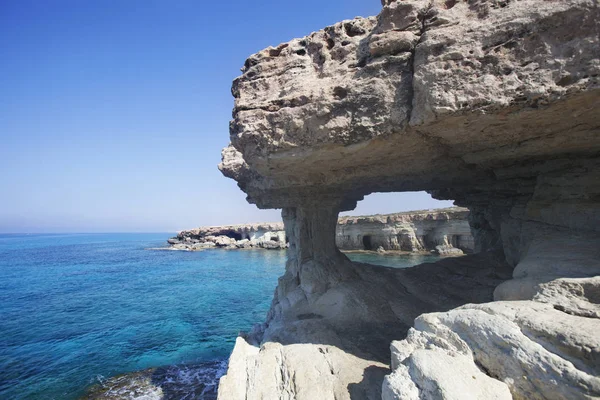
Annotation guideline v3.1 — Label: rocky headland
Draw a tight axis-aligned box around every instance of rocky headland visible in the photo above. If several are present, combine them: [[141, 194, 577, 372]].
[[215, 0, 600, 399], [168, 206, 472, 255], [167, 222, 288, 250]]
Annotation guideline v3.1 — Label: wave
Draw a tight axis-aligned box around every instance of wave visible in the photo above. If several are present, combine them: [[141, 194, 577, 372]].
[[83, 359, 228, 400]]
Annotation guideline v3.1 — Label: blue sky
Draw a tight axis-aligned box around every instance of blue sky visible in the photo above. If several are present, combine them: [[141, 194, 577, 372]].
[[0, 0, 452, 233]]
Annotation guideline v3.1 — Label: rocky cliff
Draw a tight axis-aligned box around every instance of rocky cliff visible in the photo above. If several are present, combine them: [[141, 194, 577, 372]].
[[217, 1, 600, 399], [169, 207, 473, 254], [168, 222, 287, 250], [338, 207, 473, 253]]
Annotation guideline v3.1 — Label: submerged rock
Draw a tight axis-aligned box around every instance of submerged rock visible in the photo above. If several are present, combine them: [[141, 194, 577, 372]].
[[81, 360, 227, 400]]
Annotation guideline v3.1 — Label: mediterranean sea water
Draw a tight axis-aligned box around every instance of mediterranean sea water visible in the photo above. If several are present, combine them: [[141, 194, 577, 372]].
[[0, 233, 439, 400]]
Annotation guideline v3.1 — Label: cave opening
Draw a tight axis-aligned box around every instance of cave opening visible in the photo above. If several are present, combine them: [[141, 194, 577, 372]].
[[222, 230, 242, 241], [450, 235, 458, 247], [422, 233, 436, 249], [362, 235, 373, 250]]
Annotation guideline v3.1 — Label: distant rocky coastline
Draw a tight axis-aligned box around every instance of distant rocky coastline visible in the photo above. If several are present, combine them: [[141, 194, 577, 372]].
[[167, 222, 287, 250], [167, 206, 472, 256]]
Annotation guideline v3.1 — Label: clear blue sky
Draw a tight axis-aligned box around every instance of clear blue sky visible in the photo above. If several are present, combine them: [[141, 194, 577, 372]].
[[0, 0, 452, 233]]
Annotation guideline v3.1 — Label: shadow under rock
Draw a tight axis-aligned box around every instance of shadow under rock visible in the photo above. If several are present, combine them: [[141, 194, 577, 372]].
[[256, 250, 513, 396], [348, 365, 391, 400]]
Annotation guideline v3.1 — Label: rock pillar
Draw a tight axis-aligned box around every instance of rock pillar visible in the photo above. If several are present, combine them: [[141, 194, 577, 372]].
[[266, 201, 356, 324]]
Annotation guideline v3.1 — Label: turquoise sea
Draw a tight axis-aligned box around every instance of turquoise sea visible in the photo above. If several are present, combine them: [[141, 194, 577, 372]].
[[0, 233, 438, 399]]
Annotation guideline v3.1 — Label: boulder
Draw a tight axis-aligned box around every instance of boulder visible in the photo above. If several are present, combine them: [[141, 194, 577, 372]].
[[235, 239, 252, 248], [214, 236, 235, 247], [434, 245, 463, 257], [260, 240, 284, 250]]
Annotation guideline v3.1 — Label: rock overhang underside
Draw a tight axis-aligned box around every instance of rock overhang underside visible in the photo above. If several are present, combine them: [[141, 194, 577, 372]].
[[219, 0, 599, 210]]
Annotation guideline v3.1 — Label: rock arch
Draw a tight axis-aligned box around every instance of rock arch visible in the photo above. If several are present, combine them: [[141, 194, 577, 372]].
[[217, 1, 600, 398]]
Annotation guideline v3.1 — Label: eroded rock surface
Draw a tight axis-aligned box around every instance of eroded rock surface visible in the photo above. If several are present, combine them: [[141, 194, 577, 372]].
[[217, 0, 600, 399], [220, 0, 599, 211]]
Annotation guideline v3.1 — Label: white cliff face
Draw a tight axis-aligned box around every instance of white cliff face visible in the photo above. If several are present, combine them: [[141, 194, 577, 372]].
[[167, 222, 288, 250], [337, 207, 473, 252], [216, 0, 600, 399]]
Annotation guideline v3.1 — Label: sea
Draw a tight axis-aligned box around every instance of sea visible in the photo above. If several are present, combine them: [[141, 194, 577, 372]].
[[0, 233, 439, 399]]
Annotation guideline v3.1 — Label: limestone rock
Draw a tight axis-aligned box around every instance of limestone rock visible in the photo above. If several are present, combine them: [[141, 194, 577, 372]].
[[259, 240, 283, 250], [167, 222, 287, 251], [214, 235, 235, 247], [216, 0, 600, 399], [384, 232, 600, 400], [218, 337, 389, 400], [235, 239, 251, 249], [434, 245, 463, 257], [336, 207, 473, 252], [217, 230, 513, 399], [385, 296, 600, 400], [382, 350, 512, 400], [220, 0, 600, 211]]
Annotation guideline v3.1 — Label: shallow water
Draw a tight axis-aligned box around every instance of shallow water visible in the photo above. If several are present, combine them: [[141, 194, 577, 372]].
[[0, 233, 439, 399]]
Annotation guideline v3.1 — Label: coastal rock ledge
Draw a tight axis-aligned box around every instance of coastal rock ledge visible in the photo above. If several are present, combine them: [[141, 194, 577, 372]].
[[169, 207, 473, 254], [217, 1, 600, 399]]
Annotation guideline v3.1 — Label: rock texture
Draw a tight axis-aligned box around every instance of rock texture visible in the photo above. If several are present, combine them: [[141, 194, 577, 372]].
[[219, 0, 599, 211], [384, 258, 600, 399], [217, 0, 600, 399], [218, 250, 512, 400]]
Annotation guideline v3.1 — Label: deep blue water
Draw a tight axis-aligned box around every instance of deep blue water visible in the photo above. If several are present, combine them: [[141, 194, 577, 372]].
[[0, 233, 438, 399]]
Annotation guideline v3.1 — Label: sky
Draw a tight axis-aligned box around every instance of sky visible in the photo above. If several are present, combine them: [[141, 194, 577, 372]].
[[0, 0, 453, 233]]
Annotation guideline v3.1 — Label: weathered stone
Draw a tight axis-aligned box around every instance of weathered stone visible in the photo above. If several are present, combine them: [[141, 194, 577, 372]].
[[214, 236, 235, 247], [216, 0, 600, 399], [387, 295, 600, 400], [337, 207, 472, 252], [220, 0, 600, 212], [382, 350, 512, 400], [434, 245, 463, 257], [167, 222, 286, 251], [369, 31, 419, 57]]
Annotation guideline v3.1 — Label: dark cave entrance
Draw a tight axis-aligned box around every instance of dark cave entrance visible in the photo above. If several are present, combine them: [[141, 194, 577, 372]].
[[222, 230, 243, 241], [362, 235, 373, 250]]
